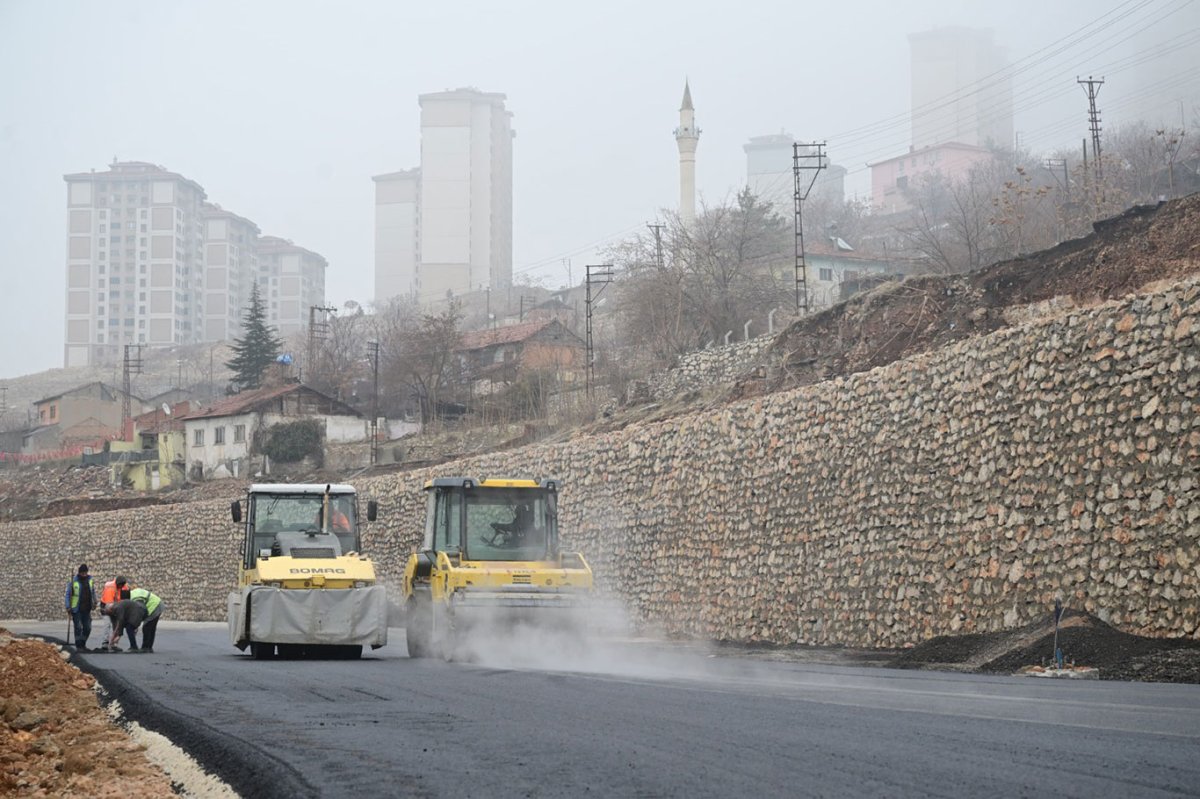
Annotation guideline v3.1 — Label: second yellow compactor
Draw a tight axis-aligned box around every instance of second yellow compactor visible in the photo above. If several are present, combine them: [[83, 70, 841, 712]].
[[402, 477, 593, 659]]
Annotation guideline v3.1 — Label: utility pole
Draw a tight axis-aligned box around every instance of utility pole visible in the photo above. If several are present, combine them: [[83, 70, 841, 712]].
[[518, 294, 538, 322], [792, 141, 827, 315], [1044, 157, 1071, 236], [1078, 76, 1105, 191], [584, 264, 614, 398], [563, 258, 573, 287], [365, 340, 380, 465], [307, 304, 337, 384], [647, 223, 666, 270], [122, 344, 143, 440]]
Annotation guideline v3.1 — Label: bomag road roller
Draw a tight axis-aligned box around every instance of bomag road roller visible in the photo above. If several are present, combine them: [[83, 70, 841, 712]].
[[402, 477, 593, 660], [227, 482, 387, 659]]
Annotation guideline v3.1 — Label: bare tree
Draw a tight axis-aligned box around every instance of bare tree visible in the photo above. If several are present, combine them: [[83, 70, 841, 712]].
[[377, 297, 463, 424], [306, 306, 370, 402], [606, 189, 792, 363]]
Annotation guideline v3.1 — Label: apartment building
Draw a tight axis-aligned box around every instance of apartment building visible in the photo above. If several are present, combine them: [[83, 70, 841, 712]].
[[63, 161, 328, 366], [373, 88, 514, 307], [256, 236, 328, 338], [63, 161, 206, 367], [202, 203, 260, 342], [909, 27, 1013, 151], [373, 168, 420, 304]]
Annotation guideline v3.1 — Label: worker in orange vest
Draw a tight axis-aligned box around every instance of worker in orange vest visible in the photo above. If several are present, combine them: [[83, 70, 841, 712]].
[[98, 576, 132, 651]]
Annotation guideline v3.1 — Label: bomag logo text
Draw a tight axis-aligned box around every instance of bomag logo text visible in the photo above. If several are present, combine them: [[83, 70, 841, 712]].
[[288, 568, 347, 574]]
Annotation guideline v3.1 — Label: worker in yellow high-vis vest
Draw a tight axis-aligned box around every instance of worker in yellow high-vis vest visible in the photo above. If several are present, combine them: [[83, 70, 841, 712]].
[[127, 583, 164, 654]]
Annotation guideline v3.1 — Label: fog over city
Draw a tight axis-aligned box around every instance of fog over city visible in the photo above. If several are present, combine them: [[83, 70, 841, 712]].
[[1, 0, 1196, 378]]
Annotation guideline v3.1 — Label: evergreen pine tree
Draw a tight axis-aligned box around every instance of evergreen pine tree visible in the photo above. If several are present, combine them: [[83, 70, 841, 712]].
[[225, 283, 283, 390]]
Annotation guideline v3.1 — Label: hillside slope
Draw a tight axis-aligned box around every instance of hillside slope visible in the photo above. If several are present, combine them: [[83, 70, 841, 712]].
[[751, 194, 1200, 398]]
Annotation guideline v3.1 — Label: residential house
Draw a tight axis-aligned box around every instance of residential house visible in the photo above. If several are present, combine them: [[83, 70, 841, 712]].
[[456, 318, 585, 396], [26, 381, 144, 454], [869, 142, 995, 214], [107, 401, 193, 490], [805, 239, 905, 309], [181, 383, 366, 479]]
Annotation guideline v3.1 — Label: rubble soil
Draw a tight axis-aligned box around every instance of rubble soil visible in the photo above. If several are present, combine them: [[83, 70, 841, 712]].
[[891, 610, 1200, 683], [0, 628, 176, 797], [717, 611, 1200, 683]]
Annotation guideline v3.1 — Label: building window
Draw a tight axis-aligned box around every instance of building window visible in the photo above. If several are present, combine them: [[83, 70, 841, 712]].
[[194, 429, 204, 446], [49, 406, 56, 421], [819, 268, 833, 282], [234, 424, 246, 443], [214, 427, 225, 445]]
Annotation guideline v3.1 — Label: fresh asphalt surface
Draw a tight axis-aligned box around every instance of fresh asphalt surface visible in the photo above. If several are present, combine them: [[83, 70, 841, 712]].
[[8, 621, 1200, 798]]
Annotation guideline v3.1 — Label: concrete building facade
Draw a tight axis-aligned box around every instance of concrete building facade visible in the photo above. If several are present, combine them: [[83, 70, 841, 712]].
[[202, 204, 260, 343], [909, 27, 1013, 151], [256, 236, 328, 338], [372, 169, 420, 304], [373, 88, 514, 306], [63, 161, 207, 367], [62, 161, 328, 366], [869, 141, 995, 214]]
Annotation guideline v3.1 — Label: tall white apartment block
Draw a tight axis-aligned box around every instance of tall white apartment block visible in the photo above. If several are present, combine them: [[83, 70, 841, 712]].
[[373, 88, 513, 306], [256, 236, 328, 338], [910, 27, 1013, 151], [63, 161, 206, 367], [373, 168, 420, 304], [63, 161, 327, 367], [202, 204, 260, 342]]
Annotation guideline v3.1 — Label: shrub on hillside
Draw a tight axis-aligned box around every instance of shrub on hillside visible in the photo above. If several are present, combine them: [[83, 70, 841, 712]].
[[261, 419, 324, 464]]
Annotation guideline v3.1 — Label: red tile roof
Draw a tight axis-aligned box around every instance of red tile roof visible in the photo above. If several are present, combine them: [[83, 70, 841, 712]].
[[180, 384, 303, 421], [181, 383, 363, 421], [456, 319, 557, 351]]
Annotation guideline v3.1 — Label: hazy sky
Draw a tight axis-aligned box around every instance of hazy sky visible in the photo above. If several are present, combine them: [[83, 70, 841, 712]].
[[2, 0, 1196, 379]]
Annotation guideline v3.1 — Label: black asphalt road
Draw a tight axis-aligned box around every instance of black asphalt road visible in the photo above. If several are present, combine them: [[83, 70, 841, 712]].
[[14, 621, 1200, 798]]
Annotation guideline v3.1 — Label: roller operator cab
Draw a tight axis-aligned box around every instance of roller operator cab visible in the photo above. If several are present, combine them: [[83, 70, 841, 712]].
[[402, 477, 593, 660], [227, 483, 386, 659]]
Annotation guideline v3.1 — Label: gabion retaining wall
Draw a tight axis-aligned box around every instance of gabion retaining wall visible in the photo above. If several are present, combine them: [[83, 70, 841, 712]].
[[5, 277, 1198, 646]]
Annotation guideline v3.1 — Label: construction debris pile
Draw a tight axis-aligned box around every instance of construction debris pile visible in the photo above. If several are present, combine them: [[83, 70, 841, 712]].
[[0, 629, 175, 797], [892, 610, 1200, 683], [0, 465, 244, 523]]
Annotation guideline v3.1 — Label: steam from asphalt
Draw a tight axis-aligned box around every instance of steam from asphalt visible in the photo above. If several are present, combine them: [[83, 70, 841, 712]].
[[444, 598, 728, 683]]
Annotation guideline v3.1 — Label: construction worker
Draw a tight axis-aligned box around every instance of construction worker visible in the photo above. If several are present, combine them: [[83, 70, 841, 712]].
[[105, 597, 147, 652], [64, 564, 97, 651], [129, 585, 163, 653], [98, 576, 132, 651], [315, 498, 352, 532]]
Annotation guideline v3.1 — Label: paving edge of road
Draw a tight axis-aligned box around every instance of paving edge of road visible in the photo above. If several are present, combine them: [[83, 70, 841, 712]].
[[35, 632, 318, 799]]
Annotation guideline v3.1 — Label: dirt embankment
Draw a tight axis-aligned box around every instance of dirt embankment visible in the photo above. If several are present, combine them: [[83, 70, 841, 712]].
[[743, 194, 1200, 398], [893, 610, 1200, 683], [0, 629, 176, 797]]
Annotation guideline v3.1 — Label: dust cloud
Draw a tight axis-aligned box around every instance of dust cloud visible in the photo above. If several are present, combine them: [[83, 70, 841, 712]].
[[443, 598, 729, 684]]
